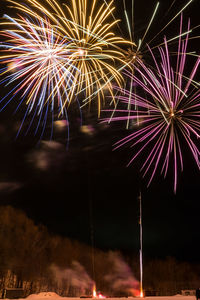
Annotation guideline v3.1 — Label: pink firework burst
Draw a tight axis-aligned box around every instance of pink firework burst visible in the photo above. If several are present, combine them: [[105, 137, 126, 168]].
[[106, 18, 200, 192]]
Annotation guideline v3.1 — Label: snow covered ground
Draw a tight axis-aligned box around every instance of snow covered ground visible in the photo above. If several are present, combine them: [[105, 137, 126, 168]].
[[1, 292, 196, 300]]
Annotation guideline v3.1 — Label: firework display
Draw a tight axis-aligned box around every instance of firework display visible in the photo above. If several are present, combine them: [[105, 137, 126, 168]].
[[0, 14, 80, 138], [114, 0, 193, 129], [106, 17, 200, 192], [3, 0, 130, 115], [0, 0, 199, 191]]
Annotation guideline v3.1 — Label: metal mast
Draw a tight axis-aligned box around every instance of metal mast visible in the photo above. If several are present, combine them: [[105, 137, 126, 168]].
[[139, 191, 143, 297]]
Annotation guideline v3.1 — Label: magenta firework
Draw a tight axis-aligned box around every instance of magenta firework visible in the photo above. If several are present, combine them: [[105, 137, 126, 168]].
[[107, 18, 200, 192]]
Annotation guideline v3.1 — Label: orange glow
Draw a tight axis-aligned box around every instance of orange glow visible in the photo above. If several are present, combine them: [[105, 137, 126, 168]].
[[128, 288, 140, 297], [92, 284, 106, 299], [93, 284, 97, 298], [140, 290, 144, 298]]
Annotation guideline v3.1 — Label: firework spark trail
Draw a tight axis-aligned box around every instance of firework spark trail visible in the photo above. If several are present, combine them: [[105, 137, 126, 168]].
[[110, 0, 195, 129], [122, 0, 194, 59], [0, 14, 81, 138], [104, 18, 200, 192], [6, 0, 131, 116]]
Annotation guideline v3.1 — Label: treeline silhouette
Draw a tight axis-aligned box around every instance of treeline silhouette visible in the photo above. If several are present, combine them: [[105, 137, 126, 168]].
[[0, 206, 199, 297]]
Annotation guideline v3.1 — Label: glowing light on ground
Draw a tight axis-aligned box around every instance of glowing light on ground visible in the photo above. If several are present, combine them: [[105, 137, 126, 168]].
[[92, 284, 97, 298], [97, 294, 106, 299], [92, 284, 106, 299]]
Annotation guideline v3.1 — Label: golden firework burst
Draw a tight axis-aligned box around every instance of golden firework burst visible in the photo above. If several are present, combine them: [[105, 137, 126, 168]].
[[6, 0, 133, 115]]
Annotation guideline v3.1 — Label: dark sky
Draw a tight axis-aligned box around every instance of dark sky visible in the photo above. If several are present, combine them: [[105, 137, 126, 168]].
[[0, 0, 200, 263]]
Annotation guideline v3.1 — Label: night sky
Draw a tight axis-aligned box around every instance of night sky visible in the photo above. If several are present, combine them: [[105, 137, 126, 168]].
[[0, 0, 200, 263]]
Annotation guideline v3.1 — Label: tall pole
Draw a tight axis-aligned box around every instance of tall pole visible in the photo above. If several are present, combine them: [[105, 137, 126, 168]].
[[139, 191, 143, 297]]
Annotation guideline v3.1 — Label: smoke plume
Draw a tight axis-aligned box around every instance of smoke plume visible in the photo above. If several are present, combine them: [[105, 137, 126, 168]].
[[104, 252, 139, 296], [50, 261, 94, 296]]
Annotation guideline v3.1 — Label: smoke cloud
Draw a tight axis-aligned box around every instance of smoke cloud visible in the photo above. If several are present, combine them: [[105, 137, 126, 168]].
[[0, 181, 22, 193], [50, 261, 94, 296], [105, 252, 139, 296]]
